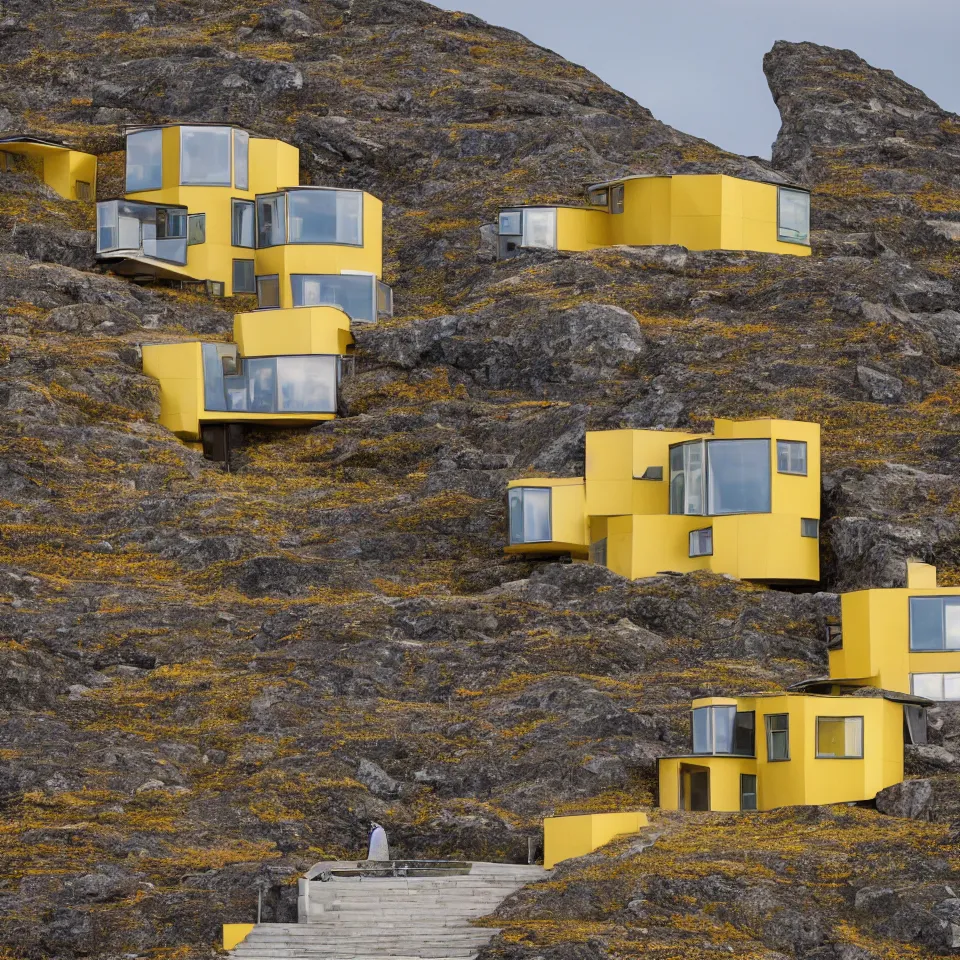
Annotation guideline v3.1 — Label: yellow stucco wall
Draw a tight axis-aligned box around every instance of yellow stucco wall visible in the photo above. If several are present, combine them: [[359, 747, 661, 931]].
[[234, 306, 353, 357], [830, 565, 960, 696], [0, 141, 97, 200], [223, 924, 255, 951], [543, 811, 648, 868], [658, 694, 905, 812]]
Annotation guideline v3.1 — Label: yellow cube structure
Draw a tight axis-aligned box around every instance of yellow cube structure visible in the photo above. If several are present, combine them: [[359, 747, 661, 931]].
[[506, 418, 821, 585], [95, 123, 392, 320], [657, 691, 925, 812], [543, 811, 648, 868], [497, 174, 811, 259], [826, 562, 960, 702], [142, 306, 351, 443], [0, 135, 97, 200], [223, 924, 255, 951]]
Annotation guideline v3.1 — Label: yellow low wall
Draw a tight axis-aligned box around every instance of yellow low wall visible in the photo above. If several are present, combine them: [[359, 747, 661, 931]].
[[543, 811, 648, 868], [223, 924, 255, 951]]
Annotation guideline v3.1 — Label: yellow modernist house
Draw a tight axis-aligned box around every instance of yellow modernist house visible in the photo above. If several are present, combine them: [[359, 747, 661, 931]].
[[506, 418, 821, 584], [0, 135, 97, 200], [497, 174, 811, 259], [803, 562, 960, 703], [96, 123, 392, 321], [657, 690, 929, 812], [142, 305, 352, 454]]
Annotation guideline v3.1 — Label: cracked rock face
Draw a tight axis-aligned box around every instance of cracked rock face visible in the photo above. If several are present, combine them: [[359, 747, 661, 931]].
[[0, 4, 959, 959]]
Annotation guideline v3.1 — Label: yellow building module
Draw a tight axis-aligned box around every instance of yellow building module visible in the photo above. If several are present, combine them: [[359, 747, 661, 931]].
[[0, 135, 97, 201], [816, 562, 960, 702], [506, 418, 821, 584], [497, 174, 811, 259], [657, 690, 928, 812], [96, 123, 392, 321]]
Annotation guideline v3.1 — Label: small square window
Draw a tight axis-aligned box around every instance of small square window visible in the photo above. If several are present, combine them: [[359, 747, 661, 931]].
[[187, 214, 206, 246], [233, 260, 255, 295], [499, 210, 522, 235], [257, 274, 280, 309], [689, 527, 713, 557], [801, 518, 819, 538], [206, 280, 224, 298], [75, 180, 92, 201], [816, 716, 863, 759], [611, 183, 625, 214], [777, 440, 807, 475]]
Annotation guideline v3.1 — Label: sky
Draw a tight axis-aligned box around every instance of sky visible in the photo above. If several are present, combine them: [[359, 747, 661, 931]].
[[430, 0, 960, 158]]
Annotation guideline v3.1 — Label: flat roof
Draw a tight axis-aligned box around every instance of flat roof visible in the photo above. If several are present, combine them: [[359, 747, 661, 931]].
[[0, 135, 73, 151], [122, 122, 289, 144], [584, 173, 810, 192], [698, 688, 933, 707]]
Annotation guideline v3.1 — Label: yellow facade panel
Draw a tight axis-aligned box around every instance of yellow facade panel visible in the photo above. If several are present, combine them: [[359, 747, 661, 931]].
[[543, 811, 648, 869], [223, 924, 255, 951], [234, 306, 353, 357]]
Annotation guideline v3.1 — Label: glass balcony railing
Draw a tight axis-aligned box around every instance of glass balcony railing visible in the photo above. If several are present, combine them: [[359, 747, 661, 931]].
[[96, 200, 188, 265]]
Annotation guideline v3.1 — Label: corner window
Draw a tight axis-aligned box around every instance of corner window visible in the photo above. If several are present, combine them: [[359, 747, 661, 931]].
[[765, 714, 789, 761], [233, 260, 255, 295], [187, 214, 206, 246], [910, 597, 960, 652], [125, 128, 163, 192], [233, 129, 249, 191], [815, 716, 863, 759], [903, 705, 928, 745], [589, 538, 607, 567], [689, 527, 713, 557], [587, 188, 608, 208], [670, 441, 705, 516], [257, 193, 286, 248], [692, 706, 754, 757], [801, 518, 819, 538], [287, 189, 363, 245], [777, 440, 808, 475], [75, 180, 92, 201], [611, 183, 624, 214], [778, 187, 810, 245], [257, 274, 280, 309], [911, 672, 960, 701], [291, 274, 376, 322], [377, 281, 393, 319], [232, 200, 255, 247], [707, 439, 771, 515], [499, 210, 522, 235], [507, 487, 552, 545], [740, 774, 758, 812], [521, 208, 557, 249], [180, 126, 231, 186]]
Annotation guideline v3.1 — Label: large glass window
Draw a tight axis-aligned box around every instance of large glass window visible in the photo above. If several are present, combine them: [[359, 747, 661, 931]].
[[778, 187, 810, 245], [777, 440, 807, 475], [692, 706, 754, 756], [233, 260, 255, 294], [232, 200, 255, 248], [522, 208, 557, 249], [291, 274, 377, 322], [286, 189, 363, 245], [765, 714, 789, 761], [257, 193, 286, 248], [910, 597, 960, 652], [707, 439, 771, 515], [233, 129, 249, 191], [911, 673, 960, 701], [125, 128, 163, 192], [670, 442, 705, 516], [257, 274, 280, 308], [202, 346, 337, 414], [816, 716, 863, 759], [507, 488, 552, 545], [95, 200, 187, 264], [180, 126, 231, 186]]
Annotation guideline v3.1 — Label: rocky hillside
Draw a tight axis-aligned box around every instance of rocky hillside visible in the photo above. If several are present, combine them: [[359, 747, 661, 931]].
[[0, 3, 959, 958]]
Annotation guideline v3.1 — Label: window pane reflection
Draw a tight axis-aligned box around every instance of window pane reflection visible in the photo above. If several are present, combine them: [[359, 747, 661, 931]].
[[778, 188, 810, 245], [257, 194, 285, 248], [233, 129, 249, 190], [507, 487, 552, 544], [232, 200, 255, 247], [522, 208, 557, 249], [292, 274, 375, 321], [180, 126, 231, 186], [287, 189, 363, 245], [126, 129, 163, 192], [707, 439, 771, 515]]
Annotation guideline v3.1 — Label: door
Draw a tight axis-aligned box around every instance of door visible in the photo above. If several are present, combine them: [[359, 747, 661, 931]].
[[680, 764, 710, 811]]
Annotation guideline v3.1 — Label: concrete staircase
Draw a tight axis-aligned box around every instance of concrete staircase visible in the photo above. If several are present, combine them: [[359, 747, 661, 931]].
[[229, 863, 549, 960]]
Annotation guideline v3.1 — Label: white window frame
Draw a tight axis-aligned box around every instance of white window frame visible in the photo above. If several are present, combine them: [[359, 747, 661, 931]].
[[815, 716, 864, 759], [777, 440, 808, 475]]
